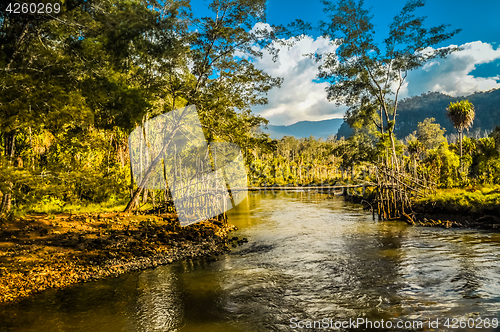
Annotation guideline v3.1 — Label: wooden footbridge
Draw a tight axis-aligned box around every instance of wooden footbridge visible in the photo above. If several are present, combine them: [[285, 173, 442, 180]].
[[231, 183, 376, 195]]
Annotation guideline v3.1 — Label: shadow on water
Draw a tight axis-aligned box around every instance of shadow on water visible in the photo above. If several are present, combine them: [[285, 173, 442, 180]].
[[1, 191, 500, 331]]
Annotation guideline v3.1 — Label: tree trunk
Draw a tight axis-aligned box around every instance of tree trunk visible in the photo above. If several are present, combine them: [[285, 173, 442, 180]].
[[142, 188, 149, 205], [28, 126, 35, 170], [459, 129, 463, 172], [0, 185, 12, 216], [124, 107, 189, 212], [0, 130, 16, 217], [388, 130, 399, 171], [380, 108, 384, 135], [459, 130, 463, 159], [129, 156, 135, 199]]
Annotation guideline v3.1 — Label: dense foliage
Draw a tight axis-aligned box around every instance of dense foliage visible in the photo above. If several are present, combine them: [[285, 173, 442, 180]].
[[315, 0, 459, 168], [1, 0, 498, 218], [0, 0, 295, 217], [405, 117, 500, 188]]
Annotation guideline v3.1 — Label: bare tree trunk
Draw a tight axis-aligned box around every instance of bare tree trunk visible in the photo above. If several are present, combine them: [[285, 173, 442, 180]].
[[459, 130, 463, 159], [28, 120, 35, 170], [1, 130, 16, 217], [129, 158, 135, 199], [124, 107, 189, 212], [0, 184, 13, 217], [388, 130, 399, 171], [380, 108, 384, 135], [459, 129, 463, 172]]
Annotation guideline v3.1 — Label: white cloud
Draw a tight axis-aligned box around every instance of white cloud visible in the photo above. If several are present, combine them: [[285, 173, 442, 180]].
[[251, 35, 346, 125], [402, 41, 500, 98], [250, 22, 273, 34], [251, 35, 500, 125]]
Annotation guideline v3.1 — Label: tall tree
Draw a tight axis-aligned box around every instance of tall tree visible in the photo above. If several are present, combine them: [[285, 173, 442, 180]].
[[446, 100, 475, 165], [123, 0, 292, 212], [0, 0, 186, 217], [416, 117, 446, 150], [315, 0, 460, 168]]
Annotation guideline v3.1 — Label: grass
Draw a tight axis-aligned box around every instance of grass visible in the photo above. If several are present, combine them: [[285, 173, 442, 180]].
[[14, 198, 130, 216], [416, 185, 500, 214]]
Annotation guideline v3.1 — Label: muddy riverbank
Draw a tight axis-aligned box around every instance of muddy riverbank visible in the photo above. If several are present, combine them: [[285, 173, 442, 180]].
[[0, 212, 235, 303], [411, 203, 500, 229], [3, 192, 500, 332]]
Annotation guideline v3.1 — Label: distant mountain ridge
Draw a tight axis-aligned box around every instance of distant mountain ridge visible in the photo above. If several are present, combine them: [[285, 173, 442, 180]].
[[337, 88, 500, 139], [263, 118, 344, 139]]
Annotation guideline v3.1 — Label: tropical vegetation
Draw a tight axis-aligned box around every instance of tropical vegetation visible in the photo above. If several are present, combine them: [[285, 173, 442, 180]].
[[1, 0, 499, 220]]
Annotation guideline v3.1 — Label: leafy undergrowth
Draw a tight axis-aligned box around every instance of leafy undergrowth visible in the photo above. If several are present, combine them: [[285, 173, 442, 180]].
[[15, 198, 130, 215], [0, 212, 233, 303], [415, 185, 500, 214]]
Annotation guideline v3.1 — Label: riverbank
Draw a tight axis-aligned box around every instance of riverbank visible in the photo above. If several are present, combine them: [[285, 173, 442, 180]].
[[3, 191, 500, 331], [341, 185, 500, 229], [411, 186, 500, 229], [0, 212, 235, 303]]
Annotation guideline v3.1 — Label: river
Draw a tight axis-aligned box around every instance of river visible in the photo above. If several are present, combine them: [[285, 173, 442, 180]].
[[1, 191, 500, 331]]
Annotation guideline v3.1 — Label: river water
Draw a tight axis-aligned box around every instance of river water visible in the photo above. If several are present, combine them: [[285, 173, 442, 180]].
[[2, 192, 500, 331]]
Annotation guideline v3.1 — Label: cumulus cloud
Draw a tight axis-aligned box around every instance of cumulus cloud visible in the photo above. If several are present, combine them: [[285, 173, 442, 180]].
[[251, 34, 346, 125], [401, 41, 500, 98], [251, 32, 500, 125]]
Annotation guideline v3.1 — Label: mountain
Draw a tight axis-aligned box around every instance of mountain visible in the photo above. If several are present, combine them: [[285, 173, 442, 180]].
[[395, 89, 500, 138], [263, 118, 344, 140], [336, 88, 500, 139], [336, 121, 353, 138]]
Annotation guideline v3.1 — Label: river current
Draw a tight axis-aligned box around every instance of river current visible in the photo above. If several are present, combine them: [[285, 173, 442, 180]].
[[2, 191, 500, 331]]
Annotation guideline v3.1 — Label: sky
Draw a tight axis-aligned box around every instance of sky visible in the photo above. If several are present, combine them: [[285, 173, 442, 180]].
[[191, 0, 500, 125]]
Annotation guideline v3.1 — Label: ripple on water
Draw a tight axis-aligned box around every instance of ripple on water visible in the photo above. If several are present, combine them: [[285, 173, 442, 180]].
[[1, 192, 500, 332]]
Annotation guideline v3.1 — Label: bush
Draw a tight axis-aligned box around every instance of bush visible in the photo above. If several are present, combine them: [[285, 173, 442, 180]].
[[425, 143, 460, 188]]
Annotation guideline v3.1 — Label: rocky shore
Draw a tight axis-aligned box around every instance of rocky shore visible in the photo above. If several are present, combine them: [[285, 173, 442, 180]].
[[0, 212, 235, 303]]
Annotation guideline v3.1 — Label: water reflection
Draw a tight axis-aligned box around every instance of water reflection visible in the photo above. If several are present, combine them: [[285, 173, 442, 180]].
[[134, 268, 182, 331], [1, 192, 500, 331]]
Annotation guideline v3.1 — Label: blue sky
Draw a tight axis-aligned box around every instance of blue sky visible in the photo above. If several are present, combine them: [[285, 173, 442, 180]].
[[265, 0, 500, 46], [191, 0, 500, 125]]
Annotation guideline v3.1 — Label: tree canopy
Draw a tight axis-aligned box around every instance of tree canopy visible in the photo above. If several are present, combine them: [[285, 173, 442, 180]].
[[315, 0, 460, 167], [0, 0, 297, 217], [447, 99, 475, 163]]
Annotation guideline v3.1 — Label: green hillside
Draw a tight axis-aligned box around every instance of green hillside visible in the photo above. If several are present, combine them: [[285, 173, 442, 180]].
[[337, 88, 500, 139], [263, 118, 344, 139]]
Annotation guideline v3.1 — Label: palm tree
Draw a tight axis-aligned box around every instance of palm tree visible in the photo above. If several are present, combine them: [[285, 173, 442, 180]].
[[446, 100, 475, 167]]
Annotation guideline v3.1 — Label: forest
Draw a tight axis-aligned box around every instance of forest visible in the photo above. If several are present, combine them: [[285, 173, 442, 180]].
[[1, 0, 499, 220], [0, 0, 293, 217]]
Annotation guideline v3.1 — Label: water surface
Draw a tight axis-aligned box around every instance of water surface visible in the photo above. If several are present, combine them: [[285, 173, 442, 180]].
[[2, 192, 500, 331]]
